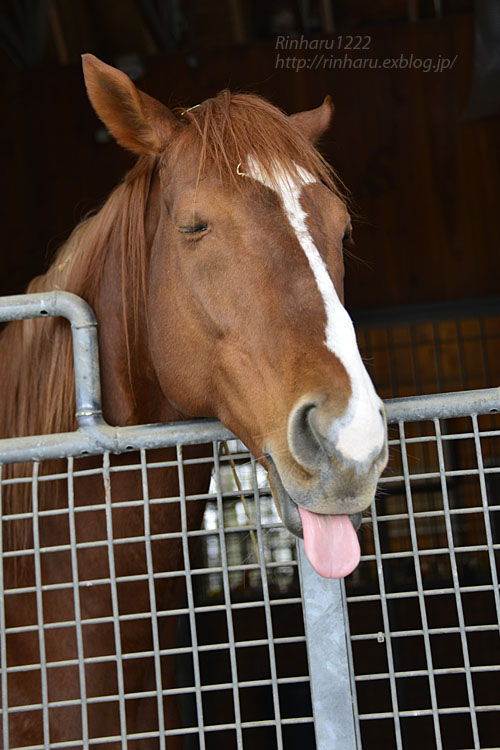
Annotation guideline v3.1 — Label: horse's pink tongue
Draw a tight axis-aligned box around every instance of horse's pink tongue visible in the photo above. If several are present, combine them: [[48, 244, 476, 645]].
[[298, 507, 361, 579]]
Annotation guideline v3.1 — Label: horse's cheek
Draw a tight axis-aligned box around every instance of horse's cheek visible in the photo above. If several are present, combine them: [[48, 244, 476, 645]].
[[147, 299, 214, 417]]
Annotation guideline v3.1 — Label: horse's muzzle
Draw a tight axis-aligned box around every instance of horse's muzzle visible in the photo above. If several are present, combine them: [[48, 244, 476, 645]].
[[266, 393, 388, 525]]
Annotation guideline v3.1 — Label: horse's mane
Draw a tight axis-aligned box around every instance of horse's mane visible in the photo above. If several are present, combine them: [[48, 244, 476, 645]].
[[0, 154, 157, 552], [0, 156, 157, 443]]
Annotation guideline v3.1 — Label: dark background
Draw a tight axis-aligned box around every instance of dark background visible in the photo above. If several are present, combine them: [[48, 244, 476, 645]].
[[1, 0, 499, 311]]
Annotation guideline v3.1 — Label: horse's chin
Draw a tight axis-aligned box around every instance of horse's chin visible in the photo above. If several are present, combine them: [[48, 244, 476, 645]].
[[266, 455, 363, 538]]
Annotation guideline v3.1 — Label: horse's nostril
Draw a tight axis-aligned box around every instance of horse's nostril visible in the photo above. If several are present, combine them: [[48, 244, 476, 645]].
[[288, 395, 388, 474], [287, 398, 324, 471]]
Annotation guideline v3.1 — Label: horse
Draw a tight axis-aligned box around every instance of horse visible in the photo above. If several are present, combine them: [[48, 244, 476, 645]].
[[0, 54, 388, 748]]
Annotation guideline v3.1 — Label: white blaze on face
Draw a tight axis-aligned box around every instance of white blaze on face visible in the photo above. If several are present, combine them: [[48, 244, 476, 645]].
[[247, 157, 385, 463]]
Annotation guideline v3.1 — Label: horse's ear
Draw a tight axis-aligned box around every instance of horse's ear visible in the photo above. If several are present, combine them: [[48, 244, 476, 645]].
[[82, 54, 178, 156], [290, 95, 334, 143]]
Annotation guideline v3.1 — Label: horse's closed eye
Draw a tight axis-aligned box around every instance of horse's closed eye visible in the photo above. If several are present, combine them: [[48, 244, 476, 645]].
[[178, 222, 209, 235]]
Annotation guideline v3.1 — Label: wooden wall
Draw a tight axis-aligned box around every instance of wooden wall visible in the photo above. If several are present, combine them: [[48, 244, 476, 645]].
[[1, 13, 499, 310]]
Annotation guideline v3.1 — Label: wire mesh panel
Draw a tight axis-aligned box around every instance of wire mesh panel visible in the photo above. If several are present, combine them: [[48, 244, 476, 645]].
[[344, 409, 500, 750], [1, 394, 499, 749], [0, 441, 314, 750]]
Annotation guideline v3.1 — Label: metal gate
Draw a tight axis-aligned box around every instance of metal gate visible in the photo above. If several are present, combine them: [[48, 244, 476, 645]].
[[0, 293, 498, 749]]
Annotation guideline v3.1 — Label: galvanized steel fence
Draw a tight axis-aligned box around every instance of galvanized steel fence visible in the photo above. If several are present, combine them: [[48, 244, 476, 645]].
[[0, 292, 498, 749]]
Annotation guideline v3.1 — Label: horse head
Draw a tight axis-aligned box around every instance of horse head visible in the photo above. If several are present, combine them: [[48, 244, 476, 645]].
[[82, 54, 388, 578]]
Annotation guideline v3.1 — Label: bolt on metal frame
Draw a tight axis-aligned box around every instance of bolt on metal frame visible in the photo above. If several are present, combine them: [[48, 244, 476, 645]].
[[0, 292, 498, 749]]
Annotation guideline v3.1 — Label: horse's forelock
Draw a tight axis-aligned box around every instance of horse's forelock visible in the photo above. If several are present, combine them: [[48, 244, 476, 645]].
[[169, 92, 346, 200]]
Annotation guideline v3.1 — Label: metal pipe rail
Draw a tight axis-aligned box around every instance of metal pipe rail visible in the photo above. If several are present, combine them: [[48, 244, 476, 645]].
[[0, 292, 229, 462]]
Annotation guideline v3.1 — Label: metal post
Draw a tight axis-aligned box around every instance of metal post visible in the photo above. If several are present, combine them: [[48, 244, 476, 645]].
[[298, 541, 358, 749]]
